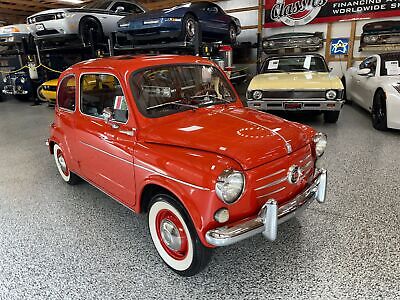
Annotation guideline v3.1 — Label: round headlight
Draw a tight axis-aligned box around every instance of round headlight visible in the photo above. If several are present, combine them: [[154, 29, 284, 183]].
[[253, 90, 263, 100], [3, 77, 7, 83], [306, 38, 313, 44], [215, 170, 244, 204], [268, 41, 275, 47], [326, 90, 337, 100], [313, 133, 327, 157], [20, 77, 26, 84]]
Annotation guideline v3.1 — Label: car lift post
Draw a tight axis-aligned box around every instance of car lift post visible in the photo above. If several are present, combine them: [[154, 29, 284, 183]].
[[108, 33, 115, 57]]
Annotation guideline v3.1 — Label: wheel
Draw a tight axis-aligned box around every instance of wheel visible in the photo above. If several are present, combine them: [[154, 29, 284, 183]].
[[148, 194, 212, 276], [226, 24, 237, 44], [36, 85, 47, 102], [180, 15, 198, 42], [53, 144, 80, 185], [372, 90, 388, 131], [79, 17, 103, 46], [324, 111, 340, 123]]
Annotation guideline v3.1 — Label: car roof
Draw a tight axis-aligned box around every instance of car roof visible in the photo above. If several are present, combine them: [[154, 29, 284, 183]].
[[67, 55, 215, 74]]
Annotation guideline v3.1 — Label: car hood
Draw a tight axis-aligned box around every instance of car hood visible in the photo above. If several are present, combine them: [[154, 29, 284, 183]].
[[119, 5, 187, 23], [248, 72, 343, 90], [140, 107, 311, 170], [28, 8, 70, 18]]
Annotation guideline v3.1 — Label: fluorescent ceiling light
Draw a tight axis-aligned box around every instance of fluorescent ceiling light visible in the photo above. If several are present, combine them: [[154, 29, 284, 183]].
[[58, 0, 84, 4]]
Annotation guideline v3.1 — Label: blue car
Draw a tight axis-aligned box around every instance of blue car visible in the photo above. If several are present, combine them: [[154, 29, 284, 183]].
[[117, 1, 241, 44]]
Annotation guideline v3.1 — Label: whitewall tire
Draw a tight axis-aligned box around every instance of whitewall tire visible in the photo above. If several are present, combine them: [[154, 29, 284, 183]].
[[148, 195, 211, 276], [53, 144, 80, 185]]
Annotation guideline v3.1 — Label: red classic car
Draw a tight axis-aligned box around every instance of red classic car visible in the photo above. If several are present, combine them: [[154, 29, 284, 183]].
[[48, 55, 328, 276]]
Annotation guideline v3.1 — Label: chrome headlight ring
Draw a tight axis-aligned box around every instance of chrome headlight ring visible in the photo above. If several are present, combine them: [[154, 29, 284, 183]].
[[326, 90, 337, 100], [313, 132, 327, 158], [252, 90, 263, 100], [215, 170, 245, 204]]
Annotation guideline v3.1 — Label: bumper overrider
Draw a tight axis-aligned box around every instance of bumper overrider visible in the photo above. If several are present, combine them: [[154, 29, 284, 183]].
[[206, 168, 327, 247]]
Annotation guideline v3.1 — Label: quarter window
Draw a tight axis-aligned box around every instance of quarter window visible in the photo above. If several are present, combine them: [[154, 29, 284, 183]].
[[80, 74, 129, 123], [57, 75, 76, 111]]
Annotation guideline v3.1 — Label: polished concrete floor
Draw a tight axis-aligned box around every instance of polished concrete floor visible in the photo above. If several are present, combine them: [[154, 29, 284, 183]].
[[0, 97, 399, 299]]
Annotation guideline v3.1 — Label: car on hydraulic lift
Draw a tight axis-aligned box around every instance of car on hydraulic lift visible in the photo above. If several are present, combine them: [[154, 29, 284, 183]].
[[117, 1, 241, 44], [27, 0, 147, 46], [247, 53, 344, 123], [48, 55, 328, 276], [360, 21, 400, 52]]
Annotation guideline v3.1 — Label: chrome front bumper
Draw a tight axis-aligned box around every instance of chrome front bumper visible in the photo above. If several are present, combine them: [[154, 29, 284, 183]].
[[247, 100, 344, 111], [205, 168, 327, 247]]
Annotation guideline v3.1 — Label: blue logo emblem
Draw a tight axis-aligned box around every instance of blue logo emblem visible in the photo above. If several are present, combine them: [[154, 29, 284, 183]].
[[330, 38, 349, 55]]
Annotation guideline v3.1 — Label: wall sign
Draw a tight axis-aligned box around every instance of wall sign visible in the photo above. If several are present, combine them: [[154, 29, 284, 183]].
[[265, 0, 400, 28], [330, 38, 349, 55]]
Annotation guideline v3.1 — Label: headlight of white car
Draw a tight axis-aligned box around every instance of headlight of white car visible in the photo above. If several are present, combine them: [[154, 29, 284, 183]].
[[215, 170, 245, 204], [326, 90, 337, 100], [313, 133, 327, 157]]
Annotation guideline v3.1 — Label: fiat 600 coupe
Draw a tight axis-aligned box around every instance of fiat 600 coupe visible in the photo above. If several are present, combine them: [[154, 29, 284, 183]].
[[48, 55, 328, 276], [247, 54, 344, 123]]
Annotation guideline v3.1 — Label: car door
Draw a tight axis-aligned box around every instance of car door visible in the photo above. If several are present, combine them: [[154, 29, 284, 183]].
[[356, 56, 378, 111], [198, 3, 228, 37], [75, 72, 137, 206], [349, 57, 373, 108]]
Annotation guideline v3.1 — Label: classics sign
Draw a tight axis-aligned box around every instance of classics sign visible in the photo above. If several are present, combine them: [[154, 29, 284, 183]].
[[265, 0, 400, 28]]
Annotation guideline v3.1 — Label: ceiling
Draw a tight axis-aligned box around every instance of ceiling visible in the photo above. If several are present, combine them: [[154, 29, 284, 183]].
[[0, 0, 218, 25]]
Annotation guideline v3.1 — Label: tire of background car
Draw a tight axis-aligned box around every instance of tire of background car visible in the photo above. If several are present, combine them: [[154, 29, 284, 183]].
[[180, 14, 198, 42], [53, 144, 81, 185], [226, 23, 237, 44], [148, 194, 212, 276], [79, 17, 104, 47], [323, 111, 340, 123], [15, 94, 31, 101], [341, 77, 351, 104], [371, 89, 388, 131]]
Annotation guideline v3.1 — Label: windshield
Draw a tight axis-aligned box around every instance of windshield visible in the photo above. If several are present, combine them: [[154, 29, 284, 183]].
[[262, 55, 328, 73], [131, 64, 236, 118], [82, 0, 112, 10]]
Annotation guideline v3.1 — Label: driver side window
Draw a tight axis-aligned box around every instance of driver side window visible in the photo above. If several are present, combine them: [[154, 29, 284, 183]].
[[80, 74, 129, 123], [110, 2, 143, 14]]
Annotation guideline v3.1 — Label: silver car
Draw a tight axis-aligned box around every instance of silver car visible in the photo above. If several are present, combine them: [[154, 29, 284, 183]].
[[27, 0, 146, 45]]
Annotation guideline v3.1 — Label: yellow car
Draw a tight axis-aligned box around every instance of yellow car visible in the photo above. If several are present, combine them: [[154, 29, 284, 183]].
[[247, 54, 344, 123], [37, 79, 58, 105], [37, 75, 116, 105]]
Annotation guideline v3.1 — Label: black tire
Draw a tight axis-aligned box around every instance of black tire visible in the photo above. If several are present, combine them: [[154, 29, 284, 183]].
[[53, 144, 81, 185], [341, 77, 351, 104], [226, 24, 237, 44], [180, 15, 198, 42], [79, 17, 104, 46], [148, 194, 212, 276], [324, 111, 340, 123], [372, 90, 388, 131]]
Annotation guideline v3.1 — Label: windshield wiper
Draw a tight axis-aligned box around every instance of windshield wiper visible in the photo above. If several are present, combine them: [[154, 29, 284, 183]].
[[146, 100, 198, 111], [190, 94, 232, 105]]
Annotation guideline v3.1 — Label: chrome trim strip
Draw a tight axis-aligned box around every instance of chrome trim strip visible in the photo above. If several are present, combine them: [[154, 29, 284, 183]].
[[134, 163, 210, 191], [256, 186, 286, 199], [256, 169, 286, 182], [255, 176, 287, 191], [303, 161, 312, 169], [80, 141, 134, 165], [300, 154, 311, 163]]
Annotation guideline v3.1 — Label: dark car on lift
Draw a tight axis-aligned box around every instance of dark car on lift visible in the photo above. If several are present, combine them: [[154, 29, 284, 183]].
[[360, 21, 400, 51], [117, 1, 241, 44], [263, 32, 323, 54]]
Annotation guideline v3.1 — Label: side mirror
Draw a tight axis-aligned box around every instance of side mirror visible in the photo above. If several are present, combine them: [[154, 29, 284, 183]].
[[115, 6, 125, 13], [357, 68, 372, 76], [329, 67, 333, 72]]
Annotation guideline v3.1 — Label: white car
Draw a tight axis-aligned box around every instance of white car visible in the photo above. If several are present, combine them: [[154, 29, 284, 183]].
[[0, 24, 30, 44], [27, 0, 146, 46], [345, 53, 400, 130]]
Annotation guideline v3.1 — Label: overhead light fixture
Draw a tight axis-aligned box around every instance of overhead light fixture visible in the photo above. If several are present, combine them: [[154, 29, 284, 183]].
[[58, 0, 84, 4]]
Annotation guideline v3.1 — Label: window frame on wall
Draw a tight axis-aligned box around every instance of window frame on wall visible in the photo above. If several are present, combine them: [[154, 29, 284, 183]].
[[78, 72, 130, 124], [57, 74, 76, 112]]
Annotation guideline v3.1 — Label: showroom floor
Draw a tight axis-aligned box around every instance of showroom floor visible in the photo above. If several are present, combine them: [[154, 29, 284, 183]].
[[0, 97, 399, 299]]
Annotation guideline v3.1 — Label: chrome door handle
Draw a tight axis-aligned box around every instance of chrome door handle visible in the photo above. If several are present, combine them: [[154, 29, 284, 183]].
[[119, 129, 135, 136]]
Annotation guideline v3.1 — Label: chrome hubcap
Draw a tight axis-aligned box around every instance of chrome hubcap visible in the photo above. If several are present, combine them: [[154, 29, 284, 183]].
[[58, 154, 67, 173], [160, 219, 182, 251]]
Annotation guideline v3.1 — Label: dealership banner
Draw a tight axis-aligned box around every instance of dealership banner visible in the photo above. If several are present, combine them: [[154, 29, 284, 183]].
[[265, 0, 400, 28]]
